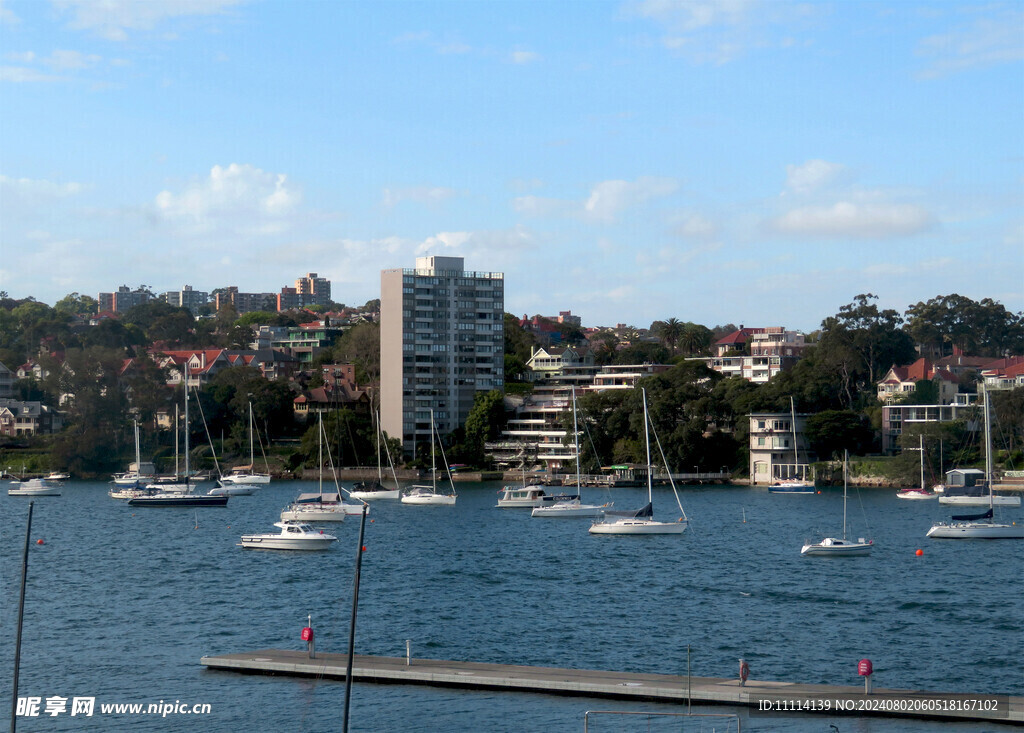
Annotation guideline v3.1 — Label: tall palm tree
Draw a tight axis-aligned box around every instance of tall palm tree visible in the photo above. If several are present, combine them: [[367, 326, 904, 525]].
[[654, 317, 683, 356]]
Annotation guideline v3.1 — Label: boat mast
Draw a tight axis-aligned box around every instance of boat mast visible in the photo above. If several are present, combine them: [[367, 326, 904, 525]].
[[790, 396, 800, 481], [919, 434, 925, 492], [183, 376, 190, 490], [642, 389, 652, 505], [318, 411, 324, 499], [375, 410, 383, 483], [571, 387, 581, 489], [983, 384, 993, 512], [842, 449, 849, 540], [430, 409, 437, 494], [248, 401, 255, 469]]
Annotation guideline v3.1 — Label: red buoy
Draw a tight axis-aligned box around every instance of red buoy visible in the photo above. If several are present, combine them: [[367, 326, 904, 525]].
[[915, 549, 924, 556], [36, 539, 44, 545]]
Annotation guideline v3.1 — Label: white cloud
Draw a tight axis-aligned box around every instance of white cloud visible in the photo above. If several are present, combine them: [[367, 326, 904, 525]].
[[0, 0, 18, 24], [416, 229, 536, 265], [627, 0, 809, 64], [784, 159, 846, 195], [584, 176, 678, 223], [42, 49, 101, 70], [512, 195, 570, 217], [381, 186, 457, 208], [0, 66, 63, 83], [511, 50, 539, 64], [770, 201, 934, 238], [0, 174, 83, 206], [154, 163, 301, 233], [673, 212, 718, 239], [52, 0, 243, 41], [916, 7, 1024, 78]]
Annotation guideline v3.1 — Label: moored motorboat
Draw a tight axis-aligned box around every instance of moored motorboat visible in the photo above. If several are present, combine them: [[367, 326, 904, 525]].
[[239, 521, 337, 551], [8, 477, 61, 497]]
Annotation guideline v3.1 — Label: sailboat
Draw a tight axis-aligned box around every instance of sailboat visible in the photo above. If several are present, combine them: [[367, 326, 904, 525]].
[[927, 386, 1024, 539], [281, 412, 365, 522], [110, 420, 156, 491], [350, 410, 401, 500], [220, 401, 272, 485], [800, 450, 873, 556], [401, 410, 457, 505], [128, 383, 229, 507], [769, 397, 815, 494], [589, 389, 687, 535], [532, 387, 612, 518], [897, 435, 938, 499]]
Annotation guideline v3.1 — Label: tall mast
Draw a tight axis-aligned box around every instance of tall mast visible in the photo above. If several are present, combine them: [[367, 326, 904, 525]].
[[430, 410, 437, 494], [183, 376, 190, 487], [983, 384, 993, 510], [643, 389, 652, 504], [842, 449, 848, 540], [919, 434, 925, 492], [571, 387, 581, 488], [248, 401, 255, 467]]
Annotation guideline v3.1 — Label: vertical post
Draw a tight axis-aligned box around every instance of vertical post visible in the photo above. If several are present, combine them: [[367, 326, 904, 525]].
[[865, 673, 872, 695], [406, 639, 411, 667], [10, 501, 34, 733], [686, 645, 691, 715], [342, 503, 368, 733]]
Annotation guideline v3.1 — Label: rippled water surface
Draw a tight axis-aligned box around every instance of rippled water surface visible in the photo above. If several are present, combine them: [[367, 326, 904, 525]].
[[1, 481, 1020, 731]]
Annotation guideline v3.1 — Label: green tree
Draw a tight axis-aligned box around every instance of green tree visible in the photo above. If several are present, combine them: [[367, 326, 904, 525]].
[[460, 390, 508, 466], [503, 313, 537, 363], [805, 410, 874, 460], [331, 321, 380, 388], [54, 292, 99, 317]]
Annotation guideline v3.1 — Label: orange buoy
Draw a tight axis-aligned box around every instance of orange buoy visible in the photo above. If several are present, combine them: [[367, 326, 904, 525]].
[[915, 549, 924, 556], [36, 539, 44, 545]]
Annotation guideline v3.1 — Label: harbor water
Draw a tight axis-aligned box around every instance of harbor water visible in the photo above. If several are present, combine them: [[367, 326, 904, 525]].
[[1, 481, 1021, 731]]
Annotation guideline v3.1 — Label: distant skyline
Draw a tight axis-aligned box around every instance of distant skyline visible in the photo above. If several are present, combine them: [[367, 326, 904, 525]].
[[1, 0, 1021, 331]]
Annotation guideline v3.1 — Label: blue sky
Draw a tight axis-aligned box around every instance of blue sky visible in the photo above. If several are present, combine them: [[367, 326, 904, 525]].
[[1, 0, 1021, 331]]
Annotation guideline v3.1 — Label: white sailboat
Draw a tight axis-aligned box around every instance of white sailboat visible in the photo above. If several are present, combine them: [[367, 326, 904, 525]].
[[589, 389, 687, 535], [401, 410, 457, 505], [128, 382, 229, 507], [350, 410, 401, 500], [220, 401, 272, 485], [533, 388, 612, 518], [769, 396, 815, 494], [110, 420, 155, 488], [801, 450, 873, 556], [927, 386, 1024, 539], [897, 435, 939, 500], [281, 413, 365, 522]]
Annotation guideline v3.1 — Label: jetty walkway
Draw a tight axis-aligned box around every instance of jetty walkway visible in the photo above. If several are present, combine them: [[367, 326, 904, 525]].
[[200, 650, 1021, 726]]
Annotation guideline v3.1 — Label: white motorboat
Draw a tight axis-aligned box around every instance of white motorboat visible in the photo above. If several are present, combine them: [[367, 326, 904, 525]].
[[589, 389, 687, 535], [496, 485, 560, 508], [401, 410, 457, 506], [801, 451, 873, 556], [928, 386, 1024, 540], [533, 388, 611, 519], [239, 521, 337, 551], [45, 471, 70, 481], [8, 477, 61, 497]]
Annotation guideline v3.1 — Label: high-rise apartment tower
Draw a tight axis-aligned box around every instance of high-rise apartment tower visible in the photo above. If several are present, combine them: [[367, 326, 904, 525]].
[[380, 256, 504, 455]]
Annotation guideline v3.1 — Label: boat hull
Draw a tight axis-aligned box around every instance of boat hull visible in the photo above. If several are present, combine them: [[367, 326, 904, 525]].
[[531, 502, 608, 518], [128, 495, 229, 507], [8, 478, 60, 496], [207, 485, 256, 496], [926, 522, 1024, 539], [221, 473, 271, 485], [239, 536, 335, 550], [589, 519, 687, 535], [897, 490, 937, 500], [349, 489, 401, 500], [280, 507, 348, 522], [800, 539, 873, 556], [768, 484, 815, 495], [401, 494, 456, 505], [939, 495, 1021, 506]]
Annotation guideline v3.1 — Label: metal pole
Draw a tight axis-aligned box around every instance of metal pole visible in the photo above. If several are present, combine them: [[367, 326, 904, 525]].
[[687, 645, 691, 715], [342, 503, 368, 733], [10, 501, 34, 733]]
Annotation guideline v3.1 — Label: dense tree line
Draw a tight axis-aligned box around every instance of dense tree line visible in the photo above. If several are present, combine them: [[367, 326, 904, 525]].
[[0, 290, 1021, 476]]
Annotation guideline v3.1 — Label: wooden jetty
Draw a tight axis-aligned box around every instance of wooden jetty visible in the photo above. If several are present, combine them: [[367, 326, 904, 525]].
[[200, 650, 1022, 726]]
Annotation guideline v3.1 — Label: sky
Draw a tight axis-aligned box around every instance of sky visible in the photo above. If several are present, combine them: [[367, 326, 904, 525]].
[[0, 0, 1021, 332]]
